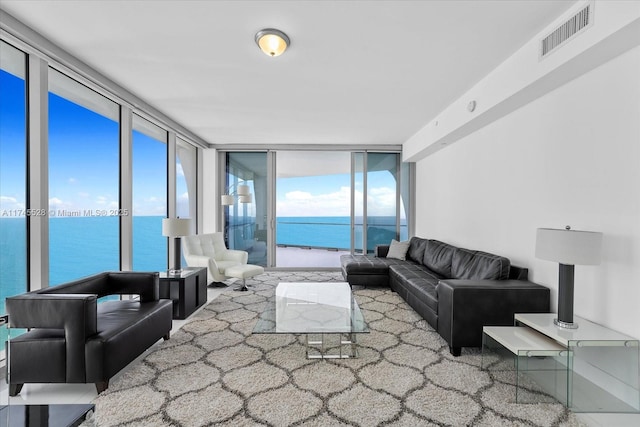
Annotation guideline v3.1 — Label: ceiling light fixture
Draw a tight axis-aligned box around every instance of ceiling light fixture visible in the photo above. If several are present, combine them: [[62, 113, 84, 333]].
[[255, 28, 290, 57]]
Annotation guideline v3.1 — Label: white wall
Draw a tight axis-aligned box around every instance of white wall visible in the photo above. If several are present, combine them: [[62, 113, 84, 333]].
[[414, 45, 640, 340]]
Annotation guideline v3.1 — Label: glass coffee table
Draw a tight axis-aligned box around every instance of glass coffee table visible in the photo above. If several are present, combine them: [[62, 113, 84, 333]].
[[253, 282, 369, 359]]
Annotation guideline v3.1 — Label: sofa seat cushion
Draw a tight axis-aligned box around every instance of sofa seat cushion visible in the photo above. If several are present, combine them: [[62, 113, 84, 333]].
[[341, 254, 407, 276], [85, 299, 173, 381], [403, 278, 439, 314], [451, 248, 511, 280], [389, 263, 443, 285], [94, 300, 170, 340]]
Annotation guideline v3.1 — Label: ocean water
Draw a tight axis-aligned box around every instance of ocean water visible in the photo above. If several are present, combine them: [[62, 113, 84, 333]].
[[275, 216, 403, 250], [0, 215, 404, 313], [0, 216, 166, 314]]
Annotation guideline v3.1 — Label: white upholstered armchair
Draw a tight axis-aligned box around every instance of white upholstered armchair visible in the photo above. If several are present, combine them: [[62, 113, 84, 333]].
[[182, 232, 248, 284]]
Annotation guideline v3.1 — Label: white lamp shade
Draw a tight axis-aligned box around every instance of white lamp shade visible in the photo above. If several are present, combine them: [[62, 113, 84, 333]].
[[237, 184, 250, 196], [162, 218, 192, 237], [239, 194, 252, 204], [221, 194, 235, 206], [535, 227, 603, 265]]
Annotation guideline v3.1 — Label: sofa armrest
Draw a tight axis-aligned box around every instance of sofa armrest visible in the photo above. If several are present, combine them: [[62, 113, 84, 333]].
[[184, 254, 213, 267], [436, 279, 550, 350], [7, 293, 97, 382], [375, 245, 390, 258], [224, 249, 248, 264], [106, 272, 159, 302]]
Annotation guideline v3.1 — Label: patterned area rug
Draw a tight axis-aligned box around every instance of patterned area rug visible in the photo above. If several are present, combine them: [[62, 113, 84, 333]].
[[88, 271, 584, 426]]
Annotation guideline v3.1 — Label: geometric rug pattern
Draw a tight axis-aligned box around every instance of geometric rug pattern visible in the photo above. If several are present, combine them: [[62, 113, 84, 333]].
[[87, 271, 584, 426]]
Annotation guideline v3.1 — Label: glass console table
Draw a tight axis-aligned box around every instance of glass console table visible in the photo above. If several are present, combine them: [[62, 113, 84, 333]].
[[482, 313, 639, 413]]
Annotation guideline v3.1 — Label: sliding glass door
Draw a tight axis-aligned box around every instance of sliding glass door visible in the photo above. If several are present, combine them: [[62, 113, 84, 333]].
[[365, 153, 400, 253], [223, 152, 267, 266], [223, 150, 410, 267], [275, 151, 351, 268]]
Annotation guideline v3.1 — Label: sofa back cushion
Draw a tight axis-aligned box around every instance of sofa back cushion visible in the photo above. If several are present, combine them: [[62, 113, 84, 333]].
[[451, 248, 510, 280], [407, 237, 427, 263], [42, 272, 110, 297], [423, 240, 456, 277]]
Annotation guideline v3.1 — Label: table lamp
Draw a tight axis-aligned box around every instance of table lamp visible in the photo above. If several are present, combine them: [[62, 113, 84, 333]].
[[162, 218, 192, 273], [535, 226, 602, 329]]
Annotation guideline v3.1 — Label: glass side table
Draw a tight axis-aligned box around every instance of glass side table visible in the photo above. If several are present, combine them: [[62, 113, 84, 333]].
[[482, 325, 569, 405], [515, 313, 640, 413]]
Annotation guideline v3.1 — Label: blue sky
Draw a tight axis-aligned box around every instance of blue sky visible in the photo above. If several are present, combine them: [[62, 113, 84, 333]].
[[1, 69, 170, 217], [0, 69, 26, 211]]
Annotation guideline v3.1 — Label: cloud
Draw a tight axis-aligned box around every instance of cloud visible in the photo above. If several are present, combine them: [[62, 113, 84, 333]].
[[1, 196, 18, 204], [78, 192, 90, 198], [95, 196, 108, 205], [285, 191, 313, 201], [68, 177, 77, 184], [179, 191, 189, 200], [277, 185, 397, 217], [367, 186, 396, 215], [0, 196, 25, 211], [278, 187, 351, 217], [49, 197, 66, 208]]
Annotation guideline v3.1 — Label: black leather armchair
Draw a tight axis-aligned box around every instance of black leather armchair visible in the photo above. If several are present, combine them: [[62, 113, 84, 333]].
[[6, 272, 173, 395]]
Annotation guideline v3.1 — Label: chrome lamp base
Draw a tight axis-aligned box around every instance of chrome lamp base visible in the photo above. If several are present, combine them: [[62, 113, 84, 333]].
[[554, 318, 579, 329]]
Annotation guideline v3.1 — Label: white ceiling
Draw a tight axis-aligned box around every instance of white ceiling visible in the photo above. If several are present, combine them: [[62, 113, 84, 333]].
[[0, 0, 576, 147]]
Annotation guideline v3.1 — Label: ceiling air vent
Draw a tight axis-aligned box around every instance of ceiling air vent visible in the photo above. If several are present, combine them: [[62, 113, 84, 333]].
[[541, 2, 593, 59]]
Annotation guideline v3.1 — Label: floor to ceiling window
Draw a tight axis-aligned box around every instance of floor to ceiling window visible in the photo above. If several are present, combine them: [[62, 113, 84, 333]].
[[48, 69, 120, 285], [0, 41, 27, 329], [0, 29, 202, 304], [132, 115, 168, 271]]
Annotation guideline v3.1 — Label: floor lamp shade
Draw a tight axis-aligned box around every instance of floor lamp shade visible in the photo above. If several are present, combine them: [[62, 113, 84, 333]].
[[221, 183, 252, 206], [535, 227, 603, 328], [162, 218, 192, 271]]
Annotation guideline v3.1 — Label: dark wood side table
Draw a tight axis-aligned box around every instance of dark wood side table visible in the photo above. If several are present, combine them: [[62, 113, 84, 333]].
[[159, 267, 208, 319]]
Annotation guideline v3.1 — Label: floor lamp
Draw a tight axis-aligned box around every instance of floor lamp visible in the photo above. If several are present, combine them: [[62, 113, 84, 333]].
[[535, 226, 603, 329], [162, 218, 192, 274]]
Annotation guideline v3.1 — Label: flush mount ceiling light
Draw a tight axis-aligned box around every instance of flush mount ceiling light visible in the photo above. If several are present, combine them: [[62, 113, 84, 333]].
[[255, 28, 290, 57]]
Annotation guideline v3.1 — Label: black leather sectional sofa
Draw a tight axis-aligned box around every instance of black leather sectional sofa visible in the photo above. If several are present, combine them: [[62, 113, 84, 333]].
[[6, 272, 173, 395], [341, 237, 550, 355]]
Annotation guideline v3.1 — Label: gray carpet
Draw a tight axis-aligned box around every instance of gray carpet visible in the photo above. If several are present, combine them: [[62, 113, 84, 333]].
[[87, 271, 584, 426]]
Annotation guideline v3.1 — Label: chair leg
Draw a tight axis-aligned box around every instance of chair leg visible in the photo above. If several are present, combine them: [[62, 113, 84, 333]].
[[9, 383, 23, 396], [234, 278, 249, 292], [95, 380, 109, 394]]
